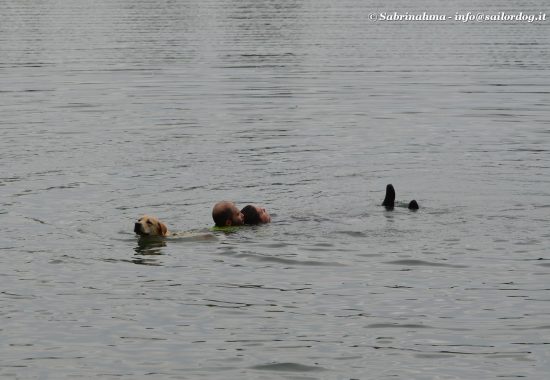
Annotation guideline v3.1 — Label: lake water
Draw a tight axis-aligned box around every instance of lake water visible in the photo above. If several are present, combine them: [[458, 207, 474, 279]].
[[1, 0, 549, 378]]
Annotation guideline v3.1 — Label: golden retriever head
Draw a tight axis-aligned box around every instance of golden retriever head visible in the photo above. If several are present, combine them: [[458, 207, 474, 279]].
[[134, 215, 169, 237]]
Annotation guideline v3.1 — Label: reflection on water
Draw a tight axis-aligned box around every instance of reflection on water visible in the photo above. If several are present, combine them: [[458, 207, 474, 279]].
[[134, 237, 166, 255], [133, 237, 166, 265], [2, 0, 550, 378]]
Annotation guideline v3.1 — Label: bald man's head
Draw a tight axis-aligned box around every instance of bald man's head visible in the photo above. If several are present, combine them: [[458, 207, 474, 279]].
[[212, 201, 244, 227]]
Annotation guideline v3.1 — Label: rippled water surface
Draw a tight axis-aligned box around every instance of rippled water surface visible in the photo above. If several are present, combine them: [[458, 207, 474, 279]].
[[2, 0, 550, 378]]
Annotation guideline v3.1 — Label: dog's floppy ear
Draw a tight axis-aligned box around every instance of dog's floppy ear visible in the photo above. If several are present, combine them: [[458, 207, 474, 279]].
[[158, 222, 168, 236]]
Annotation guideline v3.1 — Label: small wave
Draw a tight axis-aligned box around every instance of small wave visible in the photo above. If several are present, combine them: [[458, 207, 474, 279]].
[[336, 230, 367, 237], [385, 259, 467, 268], [366, 323, 432, 329], [241, 253, 345, 267], [251, 362, 327, 372]]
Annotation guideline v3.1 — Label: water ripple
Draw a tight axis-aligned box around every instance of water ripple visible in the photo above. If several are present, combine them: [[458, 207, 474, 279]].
[[250, 362, 327, 372], [384, 259, 468, 268]]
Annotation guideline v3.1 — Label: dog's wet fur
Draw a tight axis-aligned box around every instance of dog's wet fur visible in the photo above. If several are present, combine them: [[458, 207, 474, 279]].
[[382, 184, 419, 211], [134, 215, 217, 242], [134, 215, 169, 237], [408, 200, 419, 210], [382, 184, 396, 210]]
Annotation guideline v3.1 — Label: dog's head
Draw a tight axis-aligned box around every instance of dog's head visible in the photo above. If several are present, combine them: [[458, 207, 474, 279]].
[[134, 215, 169, 237]]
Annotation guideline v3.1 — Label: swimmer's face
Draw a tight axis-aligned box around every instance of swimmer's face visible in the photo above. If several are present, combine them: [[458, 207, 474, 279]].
[[230, 203, 245, 225], [254, 206, 271, 223], [241, 204, 271, 224]]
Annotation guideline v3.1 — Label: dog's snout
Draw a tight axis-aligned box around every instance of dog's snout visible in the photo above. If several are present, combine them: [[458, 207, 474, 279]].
[[134, 223, 142, 233]]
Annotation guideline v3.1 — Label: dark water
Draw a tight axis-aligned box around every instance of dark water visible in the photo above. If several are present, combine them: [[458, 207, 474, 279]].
[[1, 0, 550, 378]]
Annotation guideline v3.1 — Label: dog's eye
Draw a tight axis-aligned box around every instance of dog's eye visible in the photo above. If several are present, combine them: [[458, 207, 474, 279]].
[[147, 220, 153, 225]]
